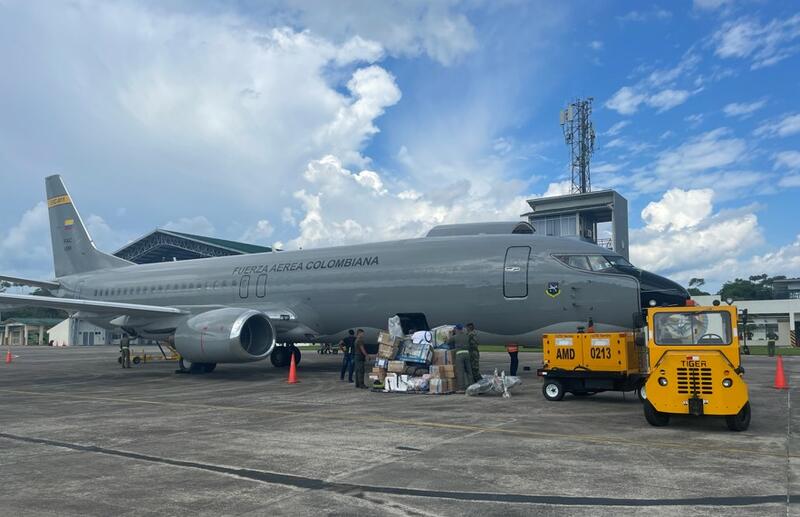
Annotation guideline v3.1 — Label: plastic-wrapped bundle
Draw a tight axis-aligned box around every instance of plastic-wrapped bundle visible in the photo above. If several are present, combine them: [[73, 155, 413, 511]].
[[396, 339, 432, 364], [432, 325, 456, 349], [411, 330, 433, 345], [388, 316, 404, 338], [466, 369, 522, 397], [406, 375, 430, 392]]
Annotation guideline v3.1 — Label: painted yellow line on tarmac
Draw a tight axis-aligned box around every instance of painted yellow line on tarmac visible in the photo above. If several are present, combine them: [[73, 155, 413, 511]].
[[0, 388, 790, 460]]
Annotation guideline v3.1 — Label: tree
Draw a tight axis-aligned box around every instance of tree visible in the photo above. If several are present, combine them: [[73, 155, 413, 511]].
[[718, 274, 785, 301], [0, 281, 9, 293], [687, 278, 709, 296]]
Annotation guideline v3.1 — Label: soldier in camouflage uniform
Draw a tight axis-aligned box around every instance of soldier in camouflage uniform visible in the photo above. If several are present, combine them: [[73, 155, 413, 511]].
[[466, 323, 480, 383]]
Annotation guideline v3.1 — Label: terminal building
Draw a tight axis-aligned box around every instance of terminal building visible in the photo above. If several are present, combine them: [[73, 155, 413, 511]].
[[50, 229, 273, 346]]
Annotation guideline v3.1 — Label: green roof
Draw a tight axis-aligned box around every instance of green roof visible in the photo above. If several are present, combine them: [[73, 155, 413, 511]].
[[165, 230, 272, 254], [0, 317, 63, 328]]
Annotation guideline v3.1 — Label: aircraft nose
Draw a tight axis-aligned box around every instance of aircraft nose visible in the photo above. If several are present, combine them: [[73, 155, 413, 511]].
[[638, 269, 690, 307]]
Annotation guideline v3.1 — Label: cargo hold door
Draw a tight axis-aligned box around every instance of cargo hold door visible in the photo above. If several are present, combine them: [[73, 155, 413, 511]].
[[503, 246, 530, 298]]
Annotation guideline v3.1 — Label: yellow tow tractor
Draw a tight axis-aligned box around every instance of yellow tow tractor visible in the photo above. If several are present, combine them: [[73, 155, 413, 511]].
[[642, 302, 750, 431]]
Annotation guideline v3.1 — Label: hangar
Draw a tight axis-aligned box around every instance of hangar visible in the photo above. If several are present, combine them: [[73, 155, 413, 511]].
[[55, 229, 273, 346], [114, 228, 272, 264]]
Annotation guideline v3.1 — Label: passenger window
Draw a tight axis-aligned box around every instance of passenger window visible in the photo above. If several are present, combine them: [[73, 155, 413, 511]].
[[181, 283, 187, 290], [94, 289, 98, 296], [213, 281, 218, 290], [222, 280, 228, 288]]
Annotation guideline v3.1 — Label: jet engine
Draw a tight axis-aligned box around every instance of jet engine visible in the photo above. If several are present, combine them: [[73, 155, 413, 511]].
[[174, 308, 275, 363]]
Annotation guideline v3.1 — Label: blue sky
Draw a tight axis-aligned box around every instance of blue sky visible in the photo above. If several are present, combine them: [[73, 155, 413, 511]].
[[0, 0, 798, 291]]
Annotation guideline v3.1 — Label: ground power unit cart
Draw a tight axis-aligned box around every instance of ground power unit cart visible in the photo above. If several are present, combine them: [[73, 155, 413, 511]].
[[537, 332, 646, 401]]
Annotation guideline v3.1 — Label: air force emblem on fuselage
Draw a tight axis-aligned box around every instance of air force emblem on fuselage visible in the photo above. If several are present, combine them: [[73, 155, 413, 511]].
[[546, 281, 561, 298]]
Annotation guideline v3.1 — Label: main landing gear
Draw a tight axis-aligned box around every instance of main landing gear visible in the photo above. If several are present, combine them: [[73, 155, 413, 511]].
[[270, 345, 301, 368]]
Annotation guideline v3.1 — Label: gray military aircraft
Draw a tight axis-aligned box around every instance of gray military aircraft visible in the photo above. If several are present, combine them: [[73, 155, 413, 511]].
[[0, 175, 688, 373]]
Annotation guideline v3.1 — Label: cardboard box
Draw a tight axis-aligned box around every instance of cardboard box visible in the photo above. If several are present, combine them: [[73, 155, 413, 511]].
[[378, 331, 401, 347], [378, 343, 398, 359], [438, 364, 455, 379], [388, 360, 405, 373], [374, 358, 389, 369], [369, 367, 387, 382], [429, 378, 453, 394], [432, 350, 455, 366]]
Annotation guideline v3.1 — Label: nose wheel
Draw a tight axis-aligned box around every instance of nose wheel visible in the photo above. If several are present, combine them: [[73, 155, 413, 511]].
[[270, 345, 301, 367]]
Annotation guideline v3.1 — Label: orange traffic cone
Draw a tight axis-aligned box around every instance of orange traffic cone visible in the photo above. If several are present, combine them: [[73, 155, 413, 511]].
[[5, 350, 12, 364], [287, 352, 299, 384], [774, 355, 789, 389]]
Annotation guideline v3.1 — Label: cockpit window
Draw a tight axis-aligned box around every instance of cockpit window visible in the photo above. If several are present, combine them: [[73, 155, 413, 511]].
[[587, 255, 612, 271], [555, 254, 617, 272], [605, 255, 633, 267]]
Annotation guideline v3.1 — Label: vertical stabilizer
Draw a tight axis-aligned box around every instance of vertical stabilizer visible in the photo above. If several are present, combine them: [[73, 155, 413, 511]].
[[45, 175, 132, 277]]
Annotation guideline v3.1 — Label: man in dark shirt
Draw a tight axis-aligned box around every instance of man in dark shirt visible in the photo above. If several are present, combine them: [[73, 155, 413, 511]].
[[354, 329, 368, 389], [338, 329, 356, 382]]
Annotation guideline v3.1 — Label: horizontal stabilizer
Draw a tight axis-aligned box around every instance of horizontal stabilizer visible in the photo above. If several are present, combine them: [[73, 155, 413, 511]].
[[0, 275, 60, 290], [0, 293, 186, 319]]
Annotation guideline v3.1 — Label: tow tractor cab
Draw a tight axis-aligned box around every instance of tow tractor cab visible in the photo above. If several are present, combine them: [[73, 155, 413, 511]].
[[642, 303, 750, 431]]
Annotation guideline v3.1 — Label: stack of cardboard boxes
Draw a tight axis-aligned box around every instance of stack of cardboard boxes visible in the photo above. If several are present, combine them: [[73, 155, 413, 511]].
[[369, 328, 458, 395], [369, 331, 400, 385], [428, 349, 456, 394]]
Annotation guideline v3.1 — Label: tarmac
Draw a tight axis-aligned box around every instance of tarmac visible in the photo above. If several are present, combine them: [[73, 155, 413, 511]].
[[0, 346, 797, 516]]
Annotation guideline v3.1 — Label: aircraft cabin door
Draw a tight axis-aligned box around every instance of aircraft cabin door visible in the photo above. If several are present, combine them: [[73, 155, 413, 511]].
[[503, 246, 530, 298]]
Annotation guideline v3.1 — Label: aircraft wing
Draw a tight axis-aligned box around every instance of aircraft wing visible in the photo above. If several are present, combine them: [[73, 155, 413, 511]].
[[0, 293, 186, 318], [0, 275, 60, 290]]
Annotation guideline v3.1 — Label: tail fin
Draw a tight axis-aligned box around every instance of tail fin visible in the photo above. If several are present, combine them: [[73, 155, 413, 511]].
[[46, 175, 132, 277]]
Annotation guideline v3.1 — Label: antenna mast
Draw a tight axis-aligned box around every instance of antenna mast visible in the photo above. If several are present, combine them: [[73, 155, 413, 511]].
[[560, 98, 596, 194]]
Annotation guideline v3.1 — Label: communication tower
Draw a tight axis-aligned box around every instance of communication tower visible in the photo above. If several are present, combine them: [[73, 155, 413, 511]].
[[560, 98, 596, 194]]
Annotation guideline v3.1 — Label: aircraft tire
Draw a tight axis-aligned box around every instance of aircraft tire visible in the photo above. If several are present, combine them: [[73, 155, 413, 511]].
[[132, 356, 141, 365], [542, 380, 565, 401], [291, 346, 301, 366], [643, 400, 670, 427], [725, 402, 751, 432]]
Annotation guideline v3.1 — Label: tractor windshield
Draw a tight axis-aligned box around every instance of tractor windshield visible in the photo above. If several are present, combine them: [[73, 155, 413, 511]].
[[653, 311, 733, 346]]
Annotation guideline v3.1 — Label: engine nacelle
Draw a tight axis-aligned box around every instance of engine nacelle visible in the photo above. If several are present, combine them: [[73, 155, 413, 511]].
[[174, 308, 275, 363]]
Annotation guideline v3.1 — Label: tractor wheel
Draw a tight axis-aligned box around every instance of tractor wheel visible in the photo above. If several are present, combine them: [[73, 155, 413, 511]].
[[643, 400, 670, 427], [542, 380, 565, 401], [636, 382, 647, 403], [725, 402, 751, 432]]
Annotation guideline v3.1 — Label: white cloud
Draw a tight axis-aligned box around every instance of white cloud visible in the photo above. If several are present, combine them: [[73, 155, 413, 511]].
[[693, 0, 733, 10], [779, 175, 800, 188], [589, 40, 603, 50], [631, 190, 762, 280], [640, 188, 714, 232], [603, 120, 630, 136], [684, 113, 704, 127], [164, 216, 216, 236], [606, 87, 693, 115], [0, 202, 51, 278], [713, 15, 800, 69], [239, 220, 274, 245], [605, 87, 647, 115], [653, 128, 745, 174], [723, 99, 767, 118], [618, 9, 672, 23], [754, 113, 800, 138], [647, 89, 691, 112], [542, 181, 572, 198], [774, 151, 800, 171], [593, 162, 625, 174], [288, 155, 535, 250]]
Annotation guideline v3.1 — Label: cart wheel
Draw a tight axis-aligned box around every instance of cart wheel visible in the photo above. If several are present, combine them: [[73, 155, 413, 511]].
[[643, 400, 670, 427], [636, 383, 647, 403], [132, 356, 141, 365], [542, 380, 565, 401], [725, 402, 751, 432]]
